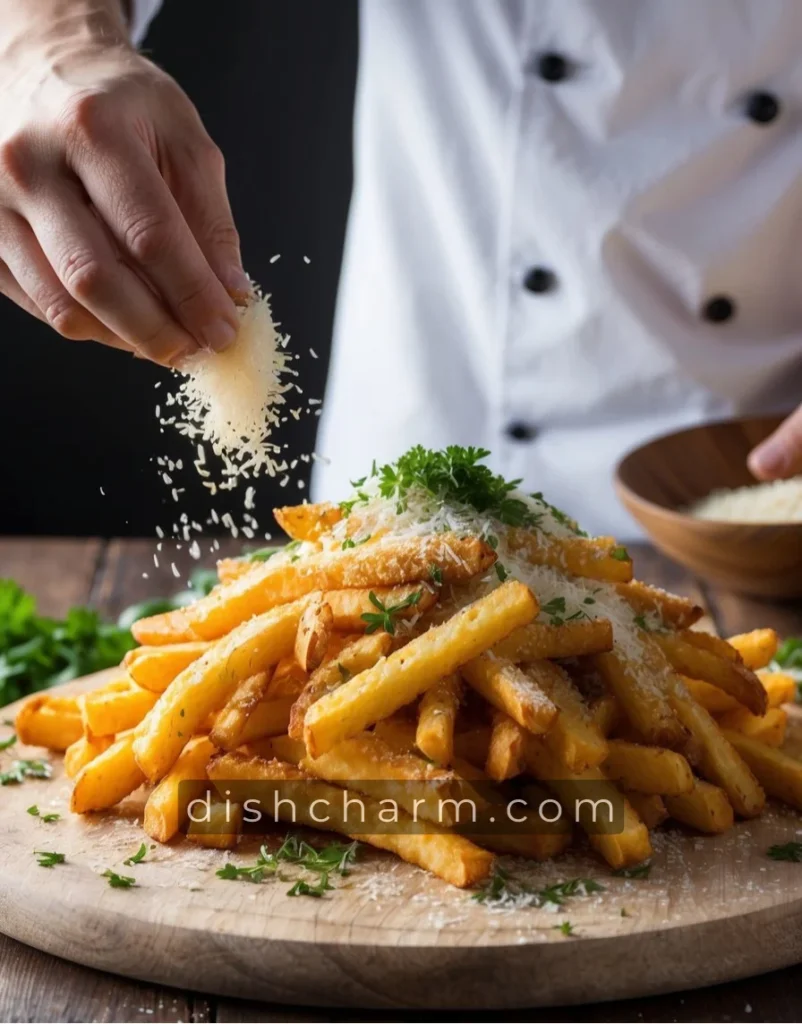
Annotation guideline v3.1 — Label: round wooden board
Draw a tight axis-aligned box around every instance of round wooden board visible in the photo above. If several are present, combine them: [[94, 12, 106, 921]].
[[3, 674, 802, 1009]]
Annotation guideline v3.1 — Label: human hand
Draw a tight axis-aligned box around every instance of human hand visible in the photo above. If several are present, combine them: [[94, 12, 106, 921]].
[[747, 408, 802, 481], [0, 6, 248, 366]]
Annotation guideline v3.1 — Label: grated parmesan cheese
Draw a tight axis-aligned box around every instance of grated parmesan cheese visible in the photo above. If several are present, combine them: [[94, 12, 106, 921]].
[[689, 477, 802, 523]]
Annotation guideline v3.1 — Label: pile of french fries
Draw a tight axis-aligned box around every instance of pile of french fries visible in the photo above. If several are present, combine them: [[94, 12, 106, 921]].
[[14, 495, 802, 890]]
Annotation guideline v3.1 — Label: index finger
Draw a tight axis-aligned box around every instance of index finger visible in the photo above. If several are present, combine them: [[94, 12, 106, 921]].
[[72, 136, 240, 353]]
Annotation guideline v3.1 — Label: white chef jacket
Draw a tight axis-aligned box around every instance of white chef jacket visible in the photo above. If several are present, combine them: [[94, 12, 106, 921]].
[[135, 0, 802, 538]]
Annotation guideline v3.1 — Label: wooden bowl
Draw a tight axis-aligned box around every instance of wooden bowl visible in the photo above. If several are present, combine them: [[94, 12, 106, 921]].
[[615, 415, 802, 598]]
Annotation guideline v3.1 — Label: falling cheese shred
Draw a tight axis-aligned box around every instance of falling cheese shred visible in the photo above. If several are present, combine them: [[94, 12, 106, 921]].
[[167, 290, 292, 483]]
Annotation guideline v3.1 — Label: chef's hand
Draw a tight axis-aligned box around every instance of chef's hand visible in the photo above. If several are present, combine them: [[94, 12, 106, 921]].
[[748, 408, 802, 480], [0, 1, 248, 366]]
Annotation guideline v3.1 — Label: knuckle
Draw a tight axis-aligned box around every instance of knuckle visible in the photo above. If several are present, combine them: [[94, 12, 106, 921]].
[[43, 294, 90, 339], [59, 91, 112, 145], [0, 134, 35, 190], [59, 249, 106, 300], [203, 217, 240, 253], [198, 137, 226, 174], [123, 212, 173, 264]]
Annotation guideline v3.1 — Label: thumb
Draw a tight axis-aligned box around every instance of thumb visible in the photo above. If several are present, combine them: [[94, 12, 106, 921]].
[[747, 408, 802, 480]]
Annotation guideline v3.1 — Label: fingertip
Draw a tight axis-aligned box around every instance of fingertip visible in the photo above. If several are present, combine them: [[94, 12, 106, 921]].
[[219, 265, 252, 301], [748, 440, 789, 481]]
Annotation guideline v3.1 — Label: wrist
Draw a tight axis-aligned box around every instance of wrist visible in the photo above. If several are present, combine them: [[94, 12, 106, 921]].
[[0, 1, 132, 72]]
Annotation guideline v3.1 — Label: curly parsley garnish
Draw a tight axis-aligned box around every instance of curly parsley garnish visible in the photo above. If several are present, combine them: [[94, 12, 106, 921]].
[[1, 758, 51, 786], [216, 835, 359, 897], [472, 867, 603, 908], [35, 850, 65, 868], [768, 842, 802, 862], [361, 590, 422, 635]]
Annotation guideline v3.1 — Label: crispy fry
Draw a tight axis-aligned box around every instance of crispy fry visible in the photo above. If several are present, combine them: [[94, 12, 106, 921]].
[[143, 736, 216, 842], [670, 689, 765, 818], [615, 581, 703, 629], [237, 697, 295, 744], [682, 677, 740, 714], [267, 734, 306, 764], [723, 730, 802, 810], [462, 655, 557, 736], [717, 707, 787, 748], [592, 645, 684, 748], [727, 629, 780, 670], [415, 674, 462, 766], [484, 711, 527, 781], [304, 581, 538, 757], [654, 634, 767, 716], [322, 584, 436, 633], [603, 739, 694, 796], [524, 738, 651, 870], [526, 660, 609, 772], [678, 630, 740, 661], [267, 657, 306, 699], [664, 779, 734, 834], [288, 633, 393, 740], [300, 732, 463, 825], [274, 502, 343, 541], [758, 670, 797, 707], [589, 694, 620, 737], [132, 534, 495, 644], [492, 619, 613, 662], [64, 733, 114, 778], [620, 790, 668, 829], [124, 642, 212, 692], [133, 597, 310, 782], [294, 595, 333, 673], [207, 752, 493, 888], [373, 714, 420, 754], [209, 672, 271, 750], [81, 680, 159, 737], [453, 725, 493, 767], [70, 732, 145, 813], [15, 693, 83, 750], [507, 528, 634, 583], [186, 795, 242, 849]]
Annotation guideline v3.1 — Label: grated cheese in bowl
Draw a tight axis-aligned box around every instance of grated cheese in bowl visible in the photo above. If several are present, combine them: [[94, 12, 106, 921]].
[[688, 477, 802, 523]]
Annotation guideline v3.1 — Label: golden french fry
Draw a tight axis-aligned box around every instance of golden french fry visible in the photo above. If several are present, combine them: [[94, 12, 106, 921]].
[[124, 642, 212, 692], [620, 790, 668, 829], [526, 660, 608, 772], [373, 714, 419, 754], [186, 795, 242, 850], [15, 693, 83, 751], [603, 739, 694, 796], [326, 584, 438, 632], [64, 733, 114, 778], [717, 707, 788, 748], [664, 779, 734, 834], [723, 730, 802, 810], [81, 680, 159, 737], [589, 694, 620, 737], [461, 655, 557, 736], [274, 502, 343, 541], [132, 534, 495, 644], [300, 732, 463, 825], [484, 712, 526, 781], [70, 732, 145, 813], [288, 632, 393, 740], [133, 597, 310, 782], [758, 670, 797, 707], [682, 677, 740, 714], [670, 689, 765, 818], [216, 557, 255, 584], [209, 672, 271, 750], [143, 736, 216, 842], [207, 752, 493, 888], [615, 581, 703, 629], [455, 762, 573, 861], [592, 645, 685, 748], [492, 619, 613, 662], [237, 697, 296, 745], [416, 674, 463, 766], [654, 634, 767, 716], [507, 528, 633, 583], [294, 595, 333, 673], [304, 581, 538, 756], [728, 629, 780, 671], [524, 738, 651, 870], [677, 629, 739, 662], [267, 657, 306, 700], [453, 725, 492, 767], [267, 734, 306, 764]]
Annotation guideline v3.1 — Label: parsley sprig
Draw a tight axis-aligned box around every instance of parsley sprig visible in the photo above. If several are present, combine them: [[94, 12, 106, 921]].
[[216, 834, 359, 897], [361, 590, 422, 635], [613, 862, 651, 879], [27, 805, 60, 822], [102, 869, 137, 889], [1, 758, 51, 786], [35, 850, 65, 868], [124, 843, 147, 866], [540, 597, 590, 628], [0, 732, 15, 752], [472, 867, 604, 908], [768, 842, 802, 862]]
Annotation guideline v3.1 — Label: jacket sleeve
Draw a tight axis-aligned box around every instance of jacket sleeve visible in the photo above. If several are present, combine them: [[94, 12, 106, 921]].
[[128, 0, 163, 45]]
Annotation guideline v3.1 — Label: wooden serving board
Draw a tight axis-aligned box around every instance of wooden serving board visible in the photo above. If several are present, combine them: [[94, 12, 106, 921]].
[[3, 673, 802, 1010]]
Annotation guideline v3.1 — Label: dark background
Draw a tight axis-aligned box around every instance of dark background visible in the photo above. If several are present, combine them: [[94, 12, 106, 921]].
[[0, 0, 358, 537]]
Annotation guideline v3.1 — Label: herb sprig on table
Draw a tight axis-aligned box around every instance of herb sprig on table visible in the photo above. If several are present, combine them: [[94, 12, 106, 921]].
[[216, 834, 359, 897], [472, 868, 604, 908]]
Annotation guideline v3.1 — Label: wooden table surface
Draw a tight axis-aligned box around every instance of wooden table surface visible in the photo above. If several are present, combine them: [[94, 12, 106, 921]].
[[3, 536, 802, 1023]]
